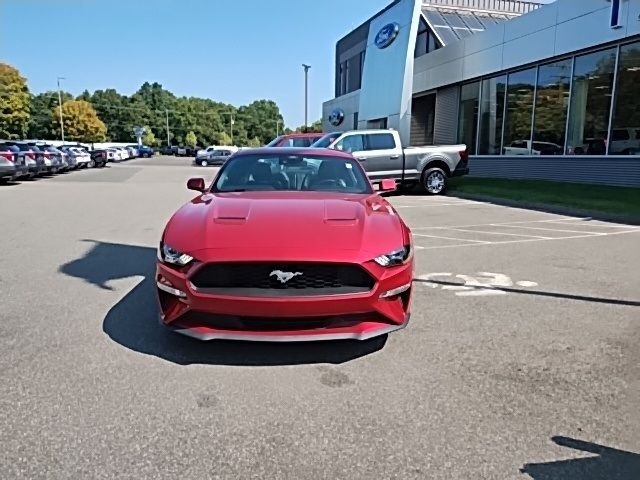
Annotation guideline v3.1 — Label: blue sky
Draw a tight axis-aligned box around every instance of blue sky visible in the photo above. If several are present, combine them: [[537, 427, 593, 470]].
[[0, 0, 390, 128], [0, 0, 556, 128]]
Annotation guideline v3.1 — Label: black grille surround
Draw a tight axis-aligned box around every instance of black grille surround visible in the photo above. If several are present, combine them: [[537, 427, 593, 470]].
[[189, 262, 376, 297]]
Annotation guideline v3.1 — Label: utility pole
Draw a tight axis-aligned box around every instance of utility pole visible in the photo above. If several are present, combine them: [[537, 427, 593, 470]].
[[230, 114, 234, 145], [57, 77, 66, 143], [165, 109, 170, 147], [276, 119, 281, 137], [302, 64, 310, 132]]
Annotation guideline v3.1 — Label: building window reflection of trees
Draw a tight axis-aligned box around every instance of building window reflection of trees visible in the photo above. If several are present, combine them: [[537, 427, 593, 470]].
[[566, 48, 616, 155], [609, 41, 640, 155], [533, 59, 571, 155], [503, 68, 537, 154]]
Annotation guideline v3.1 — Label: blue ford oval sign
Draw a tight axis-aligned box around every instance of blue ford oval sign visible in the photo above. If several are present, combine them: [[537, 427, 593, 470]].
[[375, 22, 400, 49], [329, 108, 345, 127]]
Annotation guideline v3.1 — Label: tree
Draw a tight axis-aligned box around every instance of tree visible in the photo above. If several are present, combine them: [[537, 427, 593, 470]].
[[295, 119, 323, 133], [50, 100, 107, 142], [185, 130, 197, 147], [237, 100, 283, 145], [142, 126, 157, 147], [29, 90, 73, 139], [0, 63, 30, 139], [214, 131, 233, 145], [247, 137, 262, 147]]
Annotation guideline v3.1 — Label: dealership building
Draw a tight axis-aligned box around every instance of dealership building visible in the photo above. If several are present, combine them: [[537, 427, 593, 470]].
[[322, 0, 640, 187]]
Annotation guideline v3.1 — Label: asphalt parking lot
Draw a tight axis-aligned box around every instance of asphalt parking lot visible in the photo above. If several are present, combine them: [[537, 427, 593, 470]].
[[1, 156, 639, 479]]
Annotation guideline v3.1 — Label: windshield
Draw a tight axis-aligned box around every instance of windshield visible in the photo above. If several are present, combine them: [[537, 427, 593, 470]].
[[311, 132, 342, 148], [266, 136, 283, 147], [213, 154, 372, 194]]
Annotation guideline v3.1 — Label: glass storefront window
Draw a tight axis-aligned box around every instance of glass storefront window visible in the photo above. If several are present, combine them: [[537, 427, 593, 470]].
[[533, 59, 572, 155], [503, 68, 537, 154], [458, 82, 480, 154], [478, 75, 506, 155], [566, 48, 617, 155], [609, 41, 640, 155]]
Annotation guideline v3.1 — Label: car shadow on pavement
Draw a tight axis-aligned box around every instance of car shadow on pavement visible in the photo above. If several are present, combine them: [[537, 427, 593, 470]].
[[60, 240, 387, 366], [521, 436, 640, 479]]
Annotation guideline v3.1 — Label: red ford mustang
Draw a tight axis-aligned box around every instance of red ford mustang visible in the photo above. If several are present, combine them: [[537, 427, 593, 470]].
[[156, 147, 414, 342]]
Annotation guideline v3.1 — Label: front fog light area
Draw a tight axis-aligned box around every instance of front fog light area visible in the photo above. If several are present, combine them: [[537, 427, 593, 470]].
[[380, 282, 412, 299], [157, 277, 186, 298]]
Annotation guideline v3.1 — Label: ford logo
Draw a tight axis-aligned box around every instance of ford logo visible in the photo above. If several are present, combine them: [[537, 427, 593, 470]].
[[329, 108, 345, 127], [375, 22, 400, 49]]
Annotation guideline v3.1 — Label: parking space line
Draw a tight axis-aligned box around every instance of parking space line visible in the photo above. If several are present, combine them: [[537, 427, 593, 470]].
[[395, 202, 477, 208], [497, 224, 608, 235], [412, 218, 581, 230], [413, 233, 490, 244], [446, 227, 551, 239], [546, 220, 639, 229], [414, 229, 640, 250]]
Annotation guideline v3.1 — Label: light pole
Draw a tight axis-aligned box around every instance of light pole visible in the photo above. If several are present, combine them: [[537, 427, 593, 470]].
[[165, 109, 170, 147], [57, 77, 65, 143], [276, 119, 282, 137], [302, 64, 310, 132]]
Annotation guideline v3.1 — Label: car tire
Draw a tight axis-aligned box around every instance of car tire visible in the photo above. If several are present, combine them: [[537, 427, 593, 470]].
[[88, 159, 95, 168], [422, 168, 447, 195], [200, 160, 208, 167]]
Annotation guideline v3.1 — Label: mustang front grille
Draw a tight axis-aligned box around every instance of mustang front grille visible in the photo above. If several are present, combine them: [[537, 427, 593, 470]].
[[189, 262, 375, 296]]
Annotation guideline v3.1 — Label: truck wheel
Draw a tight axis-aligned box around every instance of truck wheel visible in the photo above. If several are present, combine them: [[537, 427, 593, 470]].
[[422, 168, 447, 195]]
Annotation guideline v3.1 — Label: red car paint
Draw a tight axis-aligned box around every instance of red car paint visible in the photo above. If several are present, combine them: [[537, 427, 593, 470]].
[[156, 148, 414, 342], [266, 133, 324, 147]]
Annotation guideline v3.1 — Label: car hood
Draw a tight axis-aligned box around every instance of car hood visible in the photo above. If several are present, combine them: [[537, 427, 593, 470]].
[[163, 192, 407, 258]]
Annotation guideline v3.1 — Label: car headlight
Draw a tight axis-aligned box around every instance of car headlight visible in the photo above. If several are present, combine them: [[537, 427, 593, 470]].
[[373, 245, 412, 267], [159, 242, 194, 266]]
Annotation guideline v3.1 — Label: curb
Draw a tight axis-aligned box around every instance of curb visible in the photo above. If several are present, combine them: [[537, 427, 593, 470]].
[[448, 191, 640, 226]]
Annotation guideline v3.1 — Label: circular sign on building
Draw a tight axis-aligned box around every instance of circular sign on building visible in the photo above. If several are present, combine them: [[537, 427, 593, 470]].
[[133, 127, 146, 137], [375, 22, 400, 49], [329, 108, 345, 127]]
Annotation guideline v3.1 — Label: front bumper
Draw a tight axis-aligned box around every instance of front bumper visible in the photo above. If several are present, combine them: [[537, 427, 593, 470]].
[[156, 258, 414, 342]]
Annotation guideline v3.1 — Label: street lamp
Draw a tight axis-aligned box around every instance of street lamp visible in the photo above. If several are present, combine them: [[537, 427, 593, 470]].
[[276, 119, 282, 137], [57, 77, 66, 143], [302, 64, 311, 132]]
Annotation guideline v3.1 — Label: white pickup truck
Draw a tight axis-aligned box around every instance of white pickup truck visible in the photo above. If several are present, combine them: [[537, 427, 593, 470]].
[[322, 129, 468, 194]]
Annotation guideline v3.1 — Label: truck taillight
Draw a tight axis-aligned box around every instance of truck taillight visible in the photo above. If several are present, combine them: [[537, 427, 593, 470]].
[[459, 149, 469, 163]]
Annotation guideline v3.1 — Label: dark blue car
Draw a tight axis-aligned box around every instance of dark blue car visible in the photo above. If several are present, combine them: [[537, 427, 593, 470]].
[[137, 145, 155, 158]]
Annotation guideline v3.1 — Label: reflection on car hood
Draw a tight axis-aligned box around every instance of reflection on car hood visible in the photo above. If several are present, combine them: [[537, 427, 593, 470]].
[[163, 192, 405, 257]]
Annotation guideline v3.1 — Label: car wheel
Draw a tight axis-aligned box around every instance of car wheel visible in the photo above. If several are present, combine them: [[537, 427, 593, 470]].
[[88, 159, 95, 168], [200, 160, 208, 167], [422, 168, 447, 195]]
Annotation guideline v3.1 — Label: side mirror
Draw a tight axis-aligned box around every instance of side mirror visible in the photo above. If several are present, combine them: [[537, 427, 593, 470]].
[[379, 179, 397, 192], [187, 177, 205, 192]]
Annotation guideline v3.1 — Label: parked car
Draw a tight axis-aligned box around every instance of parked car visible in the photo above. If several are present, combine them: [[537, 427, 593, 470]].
[[60, 146, 91, 168], [325, 129, 468, 195], [266, 133, 324, 147], [157, 148, 412, 341], [32, 144, 64, 173], [88, 149, 109, 168], [195, 149, 234, 166], [159, 145, 174, 155], [196, 145, 239, 157], [10, 142, 46, 177], [0, 143, 28, 182], [175, 146, 188, 156], [310, 132, 344, 148], [136, 145, 155, 158], [126, 146, 139, 158], [38, 145, 70, 171], [503, 140, 563, 156]]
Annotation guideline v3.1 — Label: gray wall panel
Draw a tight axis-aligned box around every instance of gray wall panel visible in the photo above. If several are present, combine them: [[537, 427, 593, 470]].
[[468, 156, 640, 187], [433, 86, 460, 145]]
